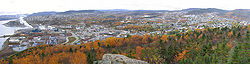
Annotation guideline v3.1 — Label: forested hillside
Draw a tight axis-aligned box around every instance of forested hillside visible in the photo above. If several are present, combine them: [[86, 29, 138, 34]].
[[1, 25, 249, 64]]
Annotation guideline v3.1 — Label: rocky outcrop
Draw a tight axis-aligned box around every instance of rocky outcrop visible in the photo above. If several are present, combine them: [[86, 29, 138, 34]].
[[95, 54, 149, 64]]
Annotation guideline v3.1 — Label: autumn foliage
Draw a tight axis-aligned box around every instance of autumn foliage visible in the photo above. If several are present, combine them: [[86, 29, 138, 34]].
[[0, 25, 249, 64], [136, 46, 143, 59]]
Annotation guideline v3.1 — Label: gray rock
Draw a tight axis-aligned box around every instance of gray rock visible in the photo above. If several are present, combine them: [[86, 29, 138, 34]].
[[95, 54, 149, 64]]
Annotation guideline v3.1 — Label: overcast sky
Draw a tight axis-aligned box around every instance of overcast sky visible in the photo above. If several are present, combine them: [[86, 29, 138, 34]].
[[0, 0, 249, 14]]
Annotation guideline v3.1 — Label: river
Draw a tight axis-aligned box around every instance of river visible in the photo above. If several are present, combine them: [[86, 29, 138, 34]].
[[0, 16, 32, 50]]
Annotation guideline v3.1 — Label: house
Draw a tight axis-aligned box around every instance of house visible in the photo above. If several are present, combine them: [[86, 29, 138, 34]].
[[8, 37, 21, 46], [9, 37, 20, 43]]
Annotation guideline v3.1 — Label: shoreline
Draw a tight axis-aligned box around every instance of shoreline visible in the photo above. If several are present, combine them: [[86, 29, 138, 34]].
[[0, 16, 32, 50], [0, 38, 15, 59], [0, 38, 10, 51]]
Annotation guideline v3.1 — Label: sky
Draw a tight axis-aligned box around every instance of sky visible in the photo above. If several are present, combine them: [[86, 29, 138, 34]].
[[0, 0, 249, 14]]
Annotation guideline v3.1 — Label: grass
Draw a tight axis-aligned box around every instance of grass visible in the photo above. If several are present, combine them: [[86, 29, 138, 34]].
[[68, 37, 76, 43]]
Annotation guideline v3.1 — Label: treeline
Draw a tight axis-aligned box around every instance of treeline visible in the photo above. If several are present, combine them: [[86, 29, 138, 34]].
[[0, 25, 249, 64]]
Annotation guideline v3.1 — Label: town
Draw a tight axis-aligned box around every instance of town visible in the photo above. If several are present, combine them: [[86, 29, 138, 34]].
[[4, 8, 249, 52]]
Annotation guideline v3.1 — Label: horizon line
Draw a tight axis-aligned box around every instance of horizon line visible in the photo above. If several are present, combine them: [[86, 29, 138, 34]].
[[1, 8, 249, 15]]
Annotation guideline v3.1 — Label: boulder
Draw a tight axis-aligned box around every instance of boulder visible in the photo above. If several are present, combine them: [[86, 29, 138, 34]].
[[95, 54, 149, 64]]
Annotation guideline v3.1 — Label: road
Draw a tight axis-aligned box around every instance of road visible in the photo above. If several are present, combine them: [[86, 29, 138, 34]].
[[63, 31, 79, 44], [63, 37, 69, 44], [175, 18, 181, 26], [70, 31, 79, 44]]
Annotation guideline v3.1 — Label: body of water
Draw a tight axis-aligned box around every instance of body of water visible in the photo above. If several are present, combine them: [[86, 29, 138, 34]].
[[0, 16, 32, 50]]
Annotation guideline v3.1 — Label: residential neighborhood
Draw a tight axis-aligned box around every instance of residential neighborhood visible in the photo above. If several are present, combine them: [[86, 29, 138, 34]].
[[3, 9, 249, 51]]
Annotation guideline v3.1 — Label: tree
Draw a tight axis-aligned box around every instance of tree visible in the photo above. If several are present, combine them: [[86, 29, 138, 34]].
[[136, 46, 143, 60], [93, 40, 100, 50], [161, 35, 168, 42], [142, 34, 150, 44], [96, 47, 104, 60], [85, 44, 91, 51], [104, 37, 118, 47], [175, 50, 189, 62], [70, 51, 87, 64]]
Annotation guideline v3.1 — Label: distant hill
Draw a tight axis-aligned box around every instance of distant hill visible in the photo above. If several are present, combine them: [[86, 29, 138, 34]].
[[224, 9, 250, 21], [59, 10, 103, 14], [28, 10, 103, 16], [180, 8, 202, 12], [0, 15, 19, 21], [27, 9, 168, 17], [27, 12, 58, 16], [186, 8, 229, 15], [99, 9, 132, 12], [183, 8, 250, 21], [25, 8, 250, 22]]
